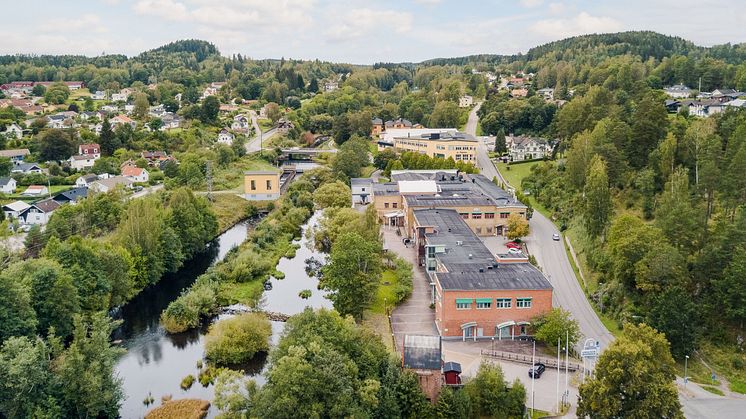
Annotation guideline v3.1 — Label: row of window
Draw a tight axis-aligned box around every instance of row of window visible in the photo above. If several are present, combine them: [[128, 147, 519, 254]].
[[456, 297, 532, 310], [460, 212, 511, 220], [383, 202, 398, 209], [249, 180, 273, 191]]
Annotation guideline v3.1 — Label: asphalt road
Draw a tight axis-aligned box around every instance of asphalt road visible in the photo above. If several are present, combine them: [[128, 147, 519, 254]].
[[467, 103, 746, 417], [466, 103, 613, 353], [245, 110, 278, 153]]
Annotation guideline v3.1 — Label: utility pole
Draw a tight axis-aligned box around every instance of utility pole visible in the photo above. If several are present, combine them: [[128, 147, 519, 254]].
[[206, 160, 213, 202], [531, 340, 536, 416], [557, 337, 561, 413], [565, 330, 569, 407]]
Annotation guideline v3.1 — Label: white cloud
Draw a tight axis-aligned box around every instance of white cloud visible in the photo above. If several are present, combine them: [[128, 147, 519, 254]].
[[133, 0, 189, 20], [133, 0, 313, 28], [520, 0, 544, 8], [414, 0, 442, 4], [325, 8, 412, 42], [547, 2, 566, 15], [40, 13, 107, 34], [530, 12, 622, 38]]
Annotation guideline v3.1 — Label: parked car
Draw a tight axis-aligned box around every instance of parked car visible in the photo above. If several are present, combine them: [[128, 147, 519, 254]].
[[506, 241, 521, 249], [552, 233, 560, 241], [507, 247, 522, 255], [528, 363, 546, 378]]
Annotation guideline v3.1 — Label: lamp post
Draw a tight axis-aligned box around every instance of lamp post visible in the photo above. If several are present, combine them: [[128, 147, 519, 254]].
[[684, 355, 689, 387]]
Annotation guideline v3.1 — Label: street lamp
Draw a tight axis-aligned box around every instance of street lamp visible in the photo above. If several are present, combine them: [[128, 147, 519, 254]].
[[684, 355, 689, 387]]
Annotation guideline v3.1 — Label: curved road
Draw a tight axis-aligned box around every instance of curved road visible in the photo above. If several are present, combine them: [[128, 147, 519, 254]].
[[467, 103, 614, 353], [468, 103, 746, 418], [245, 110, 278, 153]]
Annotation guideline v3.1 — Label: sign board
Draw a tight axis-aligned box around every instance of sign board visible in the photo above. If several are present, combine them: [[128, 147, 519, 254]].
[[581, 348, 598, 358]]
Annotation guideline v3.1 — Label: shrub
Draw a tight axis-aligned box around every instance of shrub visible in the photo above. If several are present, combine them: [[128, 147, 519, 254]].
[[161, 280, 219, 333], [393, 257, 413, 303], [299, 289, 312, 299], [205, 313, 271, 365], [145, 399, 210, 419], [180, 374, 195, 390]]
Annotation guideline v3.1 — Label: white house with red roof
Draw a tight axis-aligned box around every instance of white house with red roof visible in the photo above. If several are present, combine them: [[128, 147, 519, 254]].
[[121, 164, 149, 183], [78, 143, 101, 158]]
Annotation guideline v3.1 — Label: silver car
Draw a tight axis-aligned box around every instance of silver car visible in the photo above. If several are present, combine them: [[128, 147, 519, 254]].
[[552, 233, 560, 241]]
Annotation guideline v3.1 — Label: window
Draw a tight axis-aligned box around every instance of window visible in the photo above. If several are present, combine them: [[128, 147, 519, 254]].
[[250, 180, 256, 191], [496, 298, 512, 308], [487, 227, 493, 233], [485, 213, 495, 219], [460, 213, 469, 219], [361, 187, 366, 192], [517, 298, 532, 308], [476, 299, 492, 309], [456, 298, 472, 310], [266, 180, 272, 190], [392, 203, 398, 208], [500, 212, 510, 219], [476, 227, 482, 234], [384, 203, 390, 208], [472, 213, 482, 219]]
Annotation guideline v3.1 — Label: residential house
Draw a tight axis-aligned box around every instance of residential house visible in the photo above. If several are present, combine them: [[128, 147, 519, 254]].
[[101, 105, 118, 113], [11, 162, 43, 174], [402, 335, 443, 402], [141, 151, 169, 166], [0, 177, 16, 194], [664, 84, 692, 99], [0, 148, 29, 162], [158, 156, 178, 171], [537, 88, 554, 101], [371, 117, 384, 136], [47, 114, 67, 129], [276, 118, 294, 133], [510, 88, 528, 98], [110, 114, 136, 129], [385, 118, 413, 130], [3, 123, 23, 139], [217, 129, 235, 145], [36, 81, 84, 90], [80, 111, 98, 121], [323, 80, 339, 92], [712, 89, 745, 102], [351, 178, 373, 205], [507, 135, 553, 161], [160, 113, 182, 129], [232, 114, 250, 131], [20, 198, 60, 225], [124, 104, 135, 114], [0, 81, 35, 95], [458, 95, 473, 108], [413, 208, 552, 340], [21, 185, 49, 197], [68, 155, 98, 171], [91, 91, 106, 100], [79, 143, 101, 158], [244, 170, 281, 201], [75, 173, 99, 188], [2, 200, 30, 221], [724, 99, 746, 110], [121, 164, 149, 183], [89, 176, 133, 193], [53, 187, 88, 205], [111, 90, 130, 102]]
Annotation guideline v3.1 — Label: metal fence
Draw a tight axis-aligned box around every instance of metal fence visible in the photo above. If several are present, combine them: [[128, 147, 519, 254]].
[[481, 349, 581, 372]]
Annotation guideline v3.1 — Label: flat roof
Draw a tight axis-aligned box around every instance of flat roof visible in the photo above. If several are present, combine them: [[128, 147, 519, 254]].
[[244, 170, 280, 175], [398, 180, 438, 194], [413, 208, 552, 291]]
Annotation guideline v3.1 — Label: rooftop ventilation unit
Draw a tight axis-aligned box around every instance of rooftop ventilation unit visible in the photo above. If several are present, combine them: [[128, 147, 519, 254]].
[[456, 241, 463, 246]]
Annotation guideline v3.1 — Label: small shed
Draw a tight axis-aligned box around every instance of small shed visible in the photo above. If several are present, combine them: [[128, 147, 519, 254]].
[[403, 335, 443, 402], [443, 361, 462, 385]]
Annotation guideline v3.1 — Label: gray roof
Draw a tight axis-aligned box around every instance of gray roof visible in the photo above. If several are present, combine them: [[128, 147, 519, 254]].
[[444, 361, 462, 373], [390, 171, 523, 208], [372, 182, 400, 196], [53, 187, 88, 203], [12, 163, 42, 172], [0, 149, 30, 158], [403, 335, 442, 370], [25, 198, 60, 214], [351, 177, 373, 186], [413, 208, 552, 291], [0, 177, 13, 186], [405, 193, 496, 207], [392, 130, 477, 143]]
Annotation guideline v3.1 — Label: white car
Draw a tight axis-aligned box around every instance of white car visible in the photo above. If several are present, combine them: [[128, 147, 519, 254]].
[[507, 247, 522, 255], [552, 233, 560, 241]]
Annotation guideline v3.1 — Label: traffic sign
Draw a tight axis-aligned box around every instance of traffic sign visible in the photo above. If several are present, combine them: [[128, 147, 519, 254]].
[[581, 348, 598, 358]]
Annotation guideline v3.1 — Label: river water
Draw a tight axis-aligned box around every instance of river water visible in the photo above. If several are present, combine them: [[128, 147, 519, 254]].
[[114, 211, 331, 418]]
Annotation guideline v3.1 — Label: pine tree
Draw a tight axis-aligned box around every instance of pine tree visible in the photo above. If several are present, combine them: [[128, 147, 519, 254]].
[[583, 155, 612, 238], [494, 128, 507, 154], [99, 117, 116, 156]]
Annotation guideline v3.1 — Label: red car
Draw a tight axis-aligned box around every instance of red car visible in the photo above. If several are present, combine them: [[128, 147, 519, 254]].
[[506, 242, 521, 249]]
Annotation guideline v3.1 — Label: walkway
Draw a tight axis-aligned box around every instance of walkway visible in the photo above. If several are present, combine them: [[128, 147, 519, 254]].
[[384, 227, 437, 352]]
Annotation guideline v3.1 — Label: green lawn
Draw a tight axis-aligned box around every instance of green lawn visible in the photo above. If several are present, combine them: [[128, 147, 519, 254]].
[[3, 184, 73, 202], [210, 156, 277, 191], [364, 269, 398, 353], [258, 118, 274, 132], [370, 270, 397, 314], [496, 161, 537, 190], [360, 166, 377, 178]]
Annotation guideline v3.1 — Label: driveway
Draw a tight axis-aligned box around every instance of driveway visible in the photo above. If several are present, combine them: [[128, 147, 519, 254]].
[[384, 227, 437, 351]]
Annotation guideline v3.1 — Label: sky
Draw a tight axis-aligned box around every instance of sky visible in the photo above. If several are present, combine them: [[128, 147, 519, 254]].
[[1, 0, 745, 64]]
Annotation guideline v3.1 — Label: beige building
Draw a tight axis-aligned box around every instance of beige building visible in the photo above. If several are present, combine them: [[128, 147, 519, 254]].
[[244, 170, 281, 201], [371, 170, 527, 237], [378, 129, 477, 163]]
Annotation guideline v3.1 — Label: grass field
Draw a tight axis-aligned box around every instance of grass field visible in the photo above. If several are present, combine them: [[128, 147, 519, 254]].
[[496, 161, 538, 190], [258, 118, 274, 132], [210, 194, 250, 232], [211, 156, 276, 191], [2, 184, 74, 202], [363, 269, 399, 353], [370, 270, 397, 314]]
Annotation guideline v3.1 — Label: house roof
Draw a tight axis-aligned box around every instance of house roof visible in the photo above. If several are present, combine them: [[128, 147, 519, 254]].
[[0, 177, 13, 186], [121, 165, 146, 177], [24, 185, 46, 191], [54, 187, 88, 203], [244, 170, 280, 175], [3, 200, 30, 212], [443, 361, 462, 373], [12, 163, 41, 172], [351, 177, 373, 186], [28, 198, 60, 213], [79, 174, 98, 182], [0, 148, 30, 158], [93, 176, 133, 189], [70, 155, 95, 161], [403, 335, 442, 370], [371, 117, 383, 125]]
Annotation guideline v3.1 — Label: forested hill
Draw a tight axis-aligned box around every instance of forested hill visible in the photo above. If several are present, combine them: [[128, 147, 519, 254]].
[[135, 39, 220, 63], [525, 31, 700, 62]]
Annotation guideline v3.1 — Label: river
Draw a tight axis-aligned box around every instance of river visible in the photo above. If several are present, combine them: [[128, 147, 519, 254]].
[[114, 211, 331, 418]]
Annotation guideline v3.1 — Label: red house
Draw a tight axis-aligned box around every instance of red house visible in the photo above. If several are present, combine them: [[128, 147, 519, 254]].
[[443, 361, 462, 385]]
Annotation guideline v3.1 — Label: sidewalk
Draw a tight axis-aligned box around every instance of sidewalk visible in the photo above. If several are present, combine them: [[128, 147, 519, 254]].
[[384, 227, 437, 352]]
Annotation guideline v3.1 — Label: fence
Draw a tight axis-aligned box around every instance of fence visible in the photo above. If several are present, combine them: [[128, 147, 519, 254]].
[[481, 349, 581, 372]]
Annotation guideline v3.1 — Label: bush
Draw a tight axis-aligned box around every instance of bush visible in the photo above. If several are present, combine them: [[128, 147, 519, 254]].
[[205, 313, 271, 365], [180, 374, 195, 390], [393, 257, 413, 303], [161, 279, 219, 333]]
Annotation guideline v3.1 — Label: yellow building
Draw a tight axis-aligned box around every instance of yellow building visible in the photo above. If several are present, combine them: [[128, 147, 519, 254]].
[[244, 170, 281, 201], [378, 129, 477, 162], [370, 170, 527, 237]]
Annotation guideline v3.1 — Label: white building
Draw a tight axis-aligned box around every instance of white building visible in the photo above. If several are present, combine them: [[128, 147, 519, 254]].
[[3, 123, 23, 139], [0, 177, 16, 194], [459, 95, 474, 108], [89, 176, 133, 193], [19, 199, 60, 226], [664, 84, 692, 99], [507, 135, 554, 161], [75, 174, 99, 188], [217, 129, 235, 145], [232, 114, 250, 131], [91, 91, 106, 100], [2, 200, 30, 221], [69, 154, 98, 171], [350, 178, 373, 205], [121, 165, 149, 183]]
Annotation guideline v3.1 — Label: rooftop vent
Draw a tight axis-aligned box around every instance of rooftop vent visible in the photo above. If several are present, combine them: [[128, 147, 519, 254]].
[[478, 268, 484, 273], [468, 253, 473, 259], [456, 240, 463, 246]]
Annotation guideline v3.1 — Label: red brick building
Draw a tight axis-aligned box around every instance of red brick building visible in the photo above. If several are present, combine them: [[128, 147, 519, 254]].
[[413, 208, 553, 341]]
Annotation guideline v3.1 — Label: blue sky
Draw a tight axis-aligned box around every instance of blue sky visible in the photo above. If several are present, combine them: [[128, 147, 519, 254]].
[[1, 0, 745, 63]]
